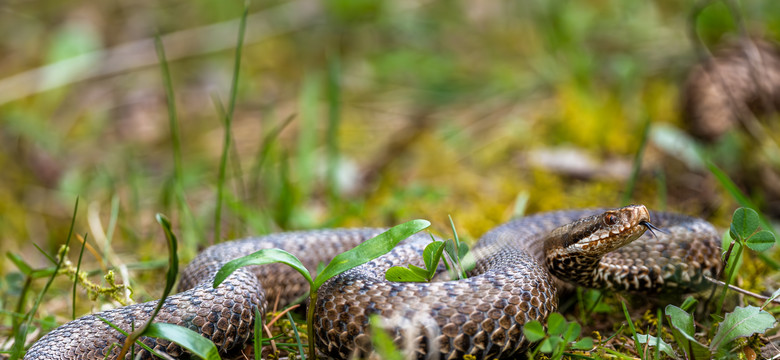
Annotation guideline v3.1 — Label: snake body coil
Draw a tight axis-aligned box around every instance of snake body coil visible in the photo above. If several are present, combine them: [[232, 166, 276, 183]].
[[25, 206, 721, 359]]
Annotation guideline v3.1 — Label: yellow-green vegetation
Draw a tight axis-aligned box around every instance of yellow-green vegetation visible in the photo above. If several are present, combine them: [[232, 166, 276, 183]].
[[2, 0, 780, 359]]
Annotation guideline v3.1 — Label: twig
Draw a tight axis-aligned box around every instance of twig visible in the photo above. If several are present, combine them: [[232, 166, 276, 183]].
[[266, 304, 300, 328], [705, 275, 780, 305], [263, 323, 278, 357]]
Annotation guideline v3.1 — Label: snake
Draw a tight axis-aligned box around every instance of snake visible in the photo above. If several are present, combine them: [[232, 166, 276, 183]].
[[24, 205, 721, 359]]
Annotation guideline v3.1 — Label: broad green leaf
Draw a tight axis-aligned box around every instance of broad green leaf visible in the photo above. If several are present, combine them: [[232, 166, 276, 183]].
[[746, 230, 775, 252], [665, 305, 695, 337], [665, 305, 709, 360], [522, 320, 546, 342], [539, 336, 561, 353], [422, 241, 445, 278], [429, 241, 447, 279], [562, 322, 581, 343], [314, 219, 430, 289], [730, 208, 758, 241], [547, 313, 566, 336], [458, 241, 469, 259], [572, 337, 593, 350], [710, 305, 776, 354], [214, 248, 312, 288], [143, 323, 220, 360], [408, 264, 429, 279], [385, 266, 427, 282], [636, 334, 676, 358]]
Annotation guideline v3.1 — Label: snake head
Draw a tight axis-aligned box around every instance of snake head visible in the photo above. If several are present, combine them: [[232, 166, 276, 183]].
[[544, 205, 652, 285]]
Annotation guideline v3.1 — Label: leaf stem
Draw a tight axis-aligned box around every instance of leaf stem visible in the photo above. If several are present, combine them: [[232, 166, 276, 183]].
[[307, 293, 317, 360]]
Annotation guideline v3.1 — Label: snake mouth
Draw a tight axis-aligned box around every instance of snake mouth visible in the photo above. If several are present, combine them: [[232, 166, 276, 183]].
[[640, 220, 667, 238]]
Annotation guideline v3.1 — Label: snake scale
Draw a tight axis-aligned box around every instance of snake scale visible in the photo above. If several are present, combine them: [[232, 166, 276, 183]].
[[25, 205, 721, 359]]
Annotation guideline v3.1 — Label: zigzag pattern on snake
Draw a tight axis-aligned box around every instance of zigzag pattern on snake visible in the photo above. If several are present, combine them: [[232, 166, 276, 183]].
[[25, 205, 721, 359]]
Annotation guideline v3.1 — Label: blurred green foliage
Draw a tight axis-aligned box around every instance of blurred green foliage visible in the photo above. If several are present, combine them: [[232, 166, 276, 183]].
[[1, 1, 779, 352]]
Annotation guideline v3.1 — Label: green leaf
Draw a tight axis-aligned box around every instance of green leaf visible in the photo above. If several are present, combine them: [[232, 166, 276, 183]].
[[547, 313, 566, 336], [730, 208, 759, 242], [665, 305, 709, 360], [572, 337, 593, 350], [636, 334, 676, 358], [214, 248, 313, 288], [680, 296, 698, 312], [6, 253, 33, 276], [539, 336, 561, 354], [142, 323, 220, 360], [314, 219, 430, 290], [458, 241, 469, 259], [385, 266, 428, 282], [422, 241, 445, 278], [710, 305, 776, 354], [385, 266, 422, 282], [156, 214, 179, 305], [562, 322, 581, 343], [408, 264, 430, 279], [665, 305, 695, 338], [746, 230, 775, 252], [522, 320, 546, 342]]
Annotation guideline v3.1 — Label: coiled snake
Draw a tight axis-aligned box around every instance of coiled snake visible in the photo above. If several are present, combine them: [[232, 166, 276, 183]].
[[25, 205, 721, 359]]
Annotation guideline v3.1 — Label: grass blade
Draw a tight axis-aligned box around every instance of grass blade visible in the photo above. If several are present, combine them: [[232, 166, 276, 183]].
[[72, 233, 88, 320], [326, 55, 341, 200], [9, 197, 79, 360], [620, 301, 643, 359], [622, 117, 650, 205], [214, 248, 313, 288], [313, 219, 431, 289], [142, 323, 220, 360], [707, 161, 775, 236], [117, 213, 179, 358], [286, 311, 306, 360], [214, 4, 248, 243], [254, 307, 263, 360]]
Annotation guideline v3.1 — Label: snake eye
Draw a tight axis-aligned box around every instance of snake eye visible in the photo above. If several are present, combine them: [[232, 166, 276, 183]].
[[604, 213, 618, 226]]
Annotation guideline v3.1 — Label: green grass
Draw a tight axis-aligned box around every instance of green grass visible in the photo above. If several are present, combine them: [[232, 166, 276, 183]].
[[2, 0, 780, 359]]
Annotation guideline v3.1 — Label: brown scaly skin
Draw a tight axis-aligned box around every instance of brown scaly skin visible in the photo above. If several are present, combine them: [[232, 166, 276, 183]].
[[25, 206, 721, 359]]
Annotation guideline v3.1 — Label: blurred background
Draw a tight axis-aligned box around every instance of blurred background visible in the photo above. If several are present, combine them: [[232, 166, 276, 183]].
[[2, 0, 780, 330]]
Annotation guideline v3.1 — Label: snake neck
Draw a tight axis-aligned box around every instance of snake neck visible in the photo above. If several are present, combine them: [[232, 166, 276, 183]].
[[542, 205, 651, 288], [544, 251, 602, 287]]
